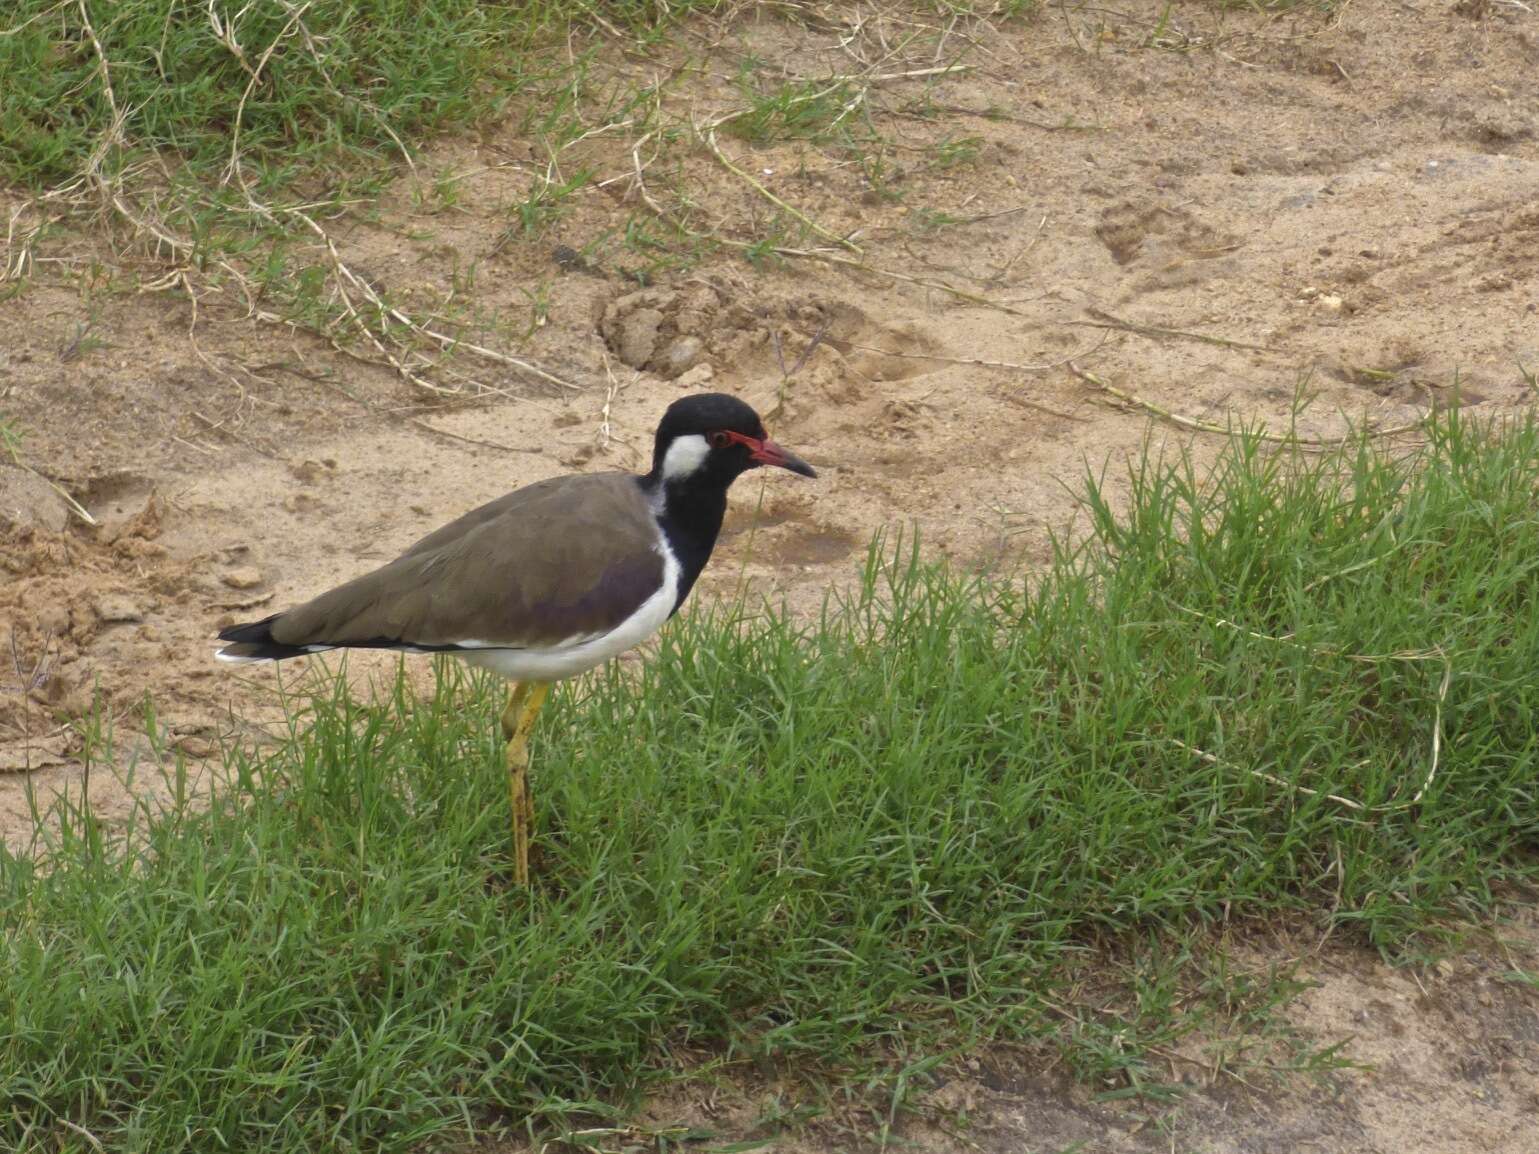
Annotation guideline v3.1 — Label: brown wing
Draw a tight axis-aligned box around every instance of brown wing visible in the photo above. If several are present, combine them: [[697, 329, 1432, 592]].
[[269, 473, 664, 650]]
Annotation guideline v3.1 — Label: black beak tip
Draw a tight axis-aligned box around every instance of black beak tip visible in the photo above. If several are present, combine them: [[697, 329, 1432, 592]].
[[758, 438, 817, 478]]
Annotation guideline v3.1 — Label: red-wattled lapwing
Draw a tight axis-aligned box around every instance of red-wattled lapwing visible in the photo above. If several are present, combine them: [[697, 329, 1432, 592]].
[[215, 393, 816, 882]]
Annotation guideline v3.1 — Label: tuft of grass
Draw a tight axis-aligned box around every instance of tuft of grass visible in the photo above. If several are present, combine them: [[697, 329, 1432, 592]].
[[0, 1, 713, 190], [0, 415, 22, 463], [4, 410, 1539, 1151], [498, 169, 596, 248], [723, 79, 862, 146], [930, 134, 983, 169], [0, 1, 722, 389]]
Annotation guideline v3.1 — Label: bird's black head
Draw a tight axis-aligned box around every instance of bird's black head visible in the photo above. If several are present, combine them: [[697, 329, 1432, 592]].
[[648, 392, 816, 489]]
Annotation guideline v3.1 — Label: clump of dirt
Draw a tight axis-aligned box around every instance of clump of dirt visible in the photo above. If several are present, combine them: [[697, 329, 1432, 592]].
[[599, 282, 941, 401], [599, 278, 763, 380], [0, 465, 70, 532], [0, 495, 201, 771], [1094, 200, 1239, 272]]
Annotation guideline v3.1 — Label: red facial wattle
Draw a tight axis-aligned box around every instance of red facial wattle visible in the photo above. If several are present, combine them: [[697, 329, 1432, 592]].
[[718, 429, 817, 478]]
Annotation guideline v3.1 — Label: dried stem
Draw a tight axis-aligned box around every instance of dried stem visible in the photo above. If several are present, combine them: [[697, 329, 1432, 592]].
[[1076, 308, 1279, 355], [701, 126, 862, 254], [1069, 363, 1429, 446]]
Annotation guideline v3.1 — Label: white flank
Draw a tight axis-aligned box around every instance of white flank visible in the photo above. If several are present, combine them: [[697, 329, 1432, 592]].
[[660, 433, 710, 482], [457, 542, 681, 681], [214, 643, 336, 664], [214, 524, 682, 681]]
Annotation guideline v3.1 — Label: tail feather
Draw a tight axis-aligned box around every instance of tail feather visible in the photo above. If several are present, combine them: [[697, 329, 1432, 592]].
[[215, 614, 332, 664]]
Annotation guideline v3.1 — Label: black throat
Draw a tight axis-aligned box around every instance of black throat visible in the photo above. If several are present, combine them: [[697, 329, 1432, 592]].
[[637, 472, 731, 615]]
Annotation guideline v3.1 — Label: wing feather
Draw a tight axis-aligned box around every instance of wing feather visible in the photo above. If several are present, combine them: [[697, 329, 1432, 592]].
[[268, 473, 664, 651]]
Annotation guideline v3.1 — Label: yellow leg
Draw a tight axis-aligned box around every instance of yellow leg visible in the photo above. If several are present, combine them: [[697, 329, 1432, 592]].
[[501, 681, 551, 885]]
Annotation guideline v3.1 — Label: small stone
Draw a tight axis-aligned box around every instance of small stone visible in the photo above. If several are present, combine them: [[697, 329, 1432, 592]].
[[552, 244, 586, 272], [95, 594, 144, 623], [222, 566, 263, 590], [1298, 286, 1319, 300], [658, 336, 704, 379], [176, 736, 216, 759], [1318, 293, 1344, 312], [675, 363, 716, 389]]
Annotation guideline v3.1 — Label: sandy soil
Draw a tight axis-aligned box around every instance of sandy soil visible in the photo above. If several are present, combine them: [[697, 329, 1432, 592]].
[[583, 915, 1539, 1154], [2, 1, 1537, 1148]]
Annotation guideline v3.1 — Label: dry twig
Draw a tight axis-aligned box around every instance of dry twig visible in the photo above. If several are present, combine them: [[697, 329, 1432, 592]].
[[844, 331, 1109, 374], [700, 125, 862, 254], [1169, 609, 1452, 813], [1172, 738, 1368, 812], [1069, 363, 1429, 446], [1077, 308, 1278, 354]]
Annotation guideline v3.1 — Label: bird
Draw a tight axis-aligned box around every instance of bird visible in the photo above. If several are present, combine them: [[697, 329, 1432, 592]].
[[215, 392, 816, 883]]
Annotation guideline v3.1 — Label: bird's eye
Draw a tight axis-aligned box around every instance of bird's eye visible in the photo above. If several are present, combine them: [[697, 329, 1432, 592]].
[[708, 430, 731, 449]]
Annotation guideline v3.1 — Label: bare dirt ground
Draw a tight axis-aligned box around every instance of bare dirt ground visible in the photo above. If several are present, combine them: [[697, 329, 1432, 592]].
[[3, 1, 1538, 1149], [567, 919, 1539, 1154]]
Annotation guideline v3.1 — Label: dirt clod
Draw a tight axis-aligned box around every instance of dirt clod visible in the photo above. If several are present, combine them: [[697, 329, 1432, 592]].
[[94, 594, 144, 623], [221, 566, 263, 590], [658, 335, 704, 378], [676, 363, 716, 389], [604, 302, 666, 370], [0, 467, 69, 532], [599, 280, 760, 379]]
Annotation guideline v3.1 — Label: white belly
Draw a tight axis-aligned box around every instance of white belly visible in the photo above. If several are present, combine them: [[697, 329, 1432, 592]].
[[455, 545, 680, 682]]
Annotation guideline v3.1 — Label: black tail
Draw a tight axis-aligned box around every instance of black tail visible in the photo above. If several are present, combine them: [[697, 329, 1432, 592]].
[[215, 614, 327, 663]]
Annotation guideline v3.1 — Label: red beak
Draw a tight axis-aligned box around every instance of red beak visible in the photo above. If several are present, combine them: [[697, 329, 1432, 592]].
[[749, 437, 817, 478], [723, 430, 817, 477]]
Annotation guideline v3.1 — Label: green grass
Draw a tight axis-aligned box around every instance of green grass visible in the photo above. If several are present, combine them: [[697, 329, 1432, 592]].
[[0, 0, 725, 367], [500, 168, 597, 247], [723, 78, 863, 146], [0, 414, 22, 463], [0, 1, 714, 190], [4, 410, 1539, 1151]]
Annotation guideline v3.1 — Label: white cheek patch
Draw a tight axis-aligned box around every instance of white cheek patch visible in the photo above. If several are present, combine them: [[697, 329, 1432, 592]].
[[661, 433, 710, 482]]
